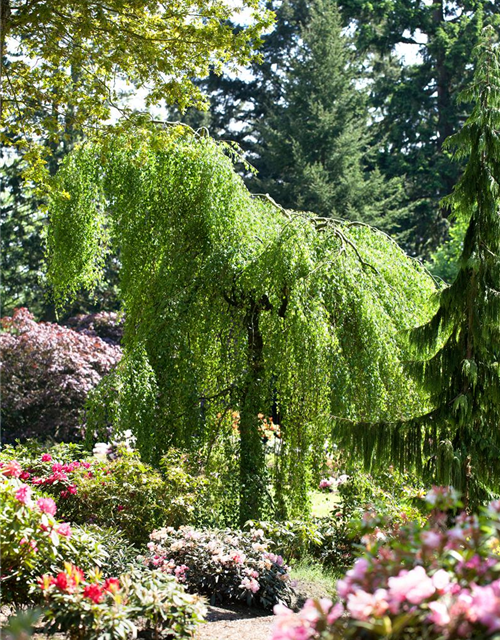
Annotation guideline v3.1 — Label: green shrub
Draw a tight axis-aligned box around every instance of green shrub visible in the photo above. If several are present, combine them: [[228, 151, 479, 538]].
[[245, 519, 323, 562], [38, 564, 205, 640]]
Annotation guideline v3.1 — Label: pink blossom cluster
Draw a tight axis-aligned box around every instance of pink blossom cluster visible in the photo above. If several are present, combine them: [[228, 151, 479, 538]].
[[272, 488, 500, 640], [1, 454, 95, 501], [144, 526, 293, 609]]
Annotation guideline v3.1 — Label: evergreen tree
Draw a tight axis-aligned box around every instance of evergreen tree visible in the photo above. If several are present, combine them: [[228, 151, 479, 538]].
[[339, 30, 500, 506], [188, 0, 500, 256], [338, 0, 500, 254], [251, 0, 404, 229]]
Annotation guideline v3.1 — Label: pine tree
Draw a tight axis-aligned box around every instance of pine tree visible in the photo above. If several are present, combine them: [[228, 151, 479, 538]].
[[251, 0, 404, 229], [339, 29, 500, 506]]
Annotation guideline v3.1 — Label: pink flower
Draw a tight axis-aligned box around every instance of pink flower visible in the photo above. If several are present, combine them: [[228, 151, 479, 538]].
[[421, 531, 442, 549], [20, 471, 31, 481], [326, 602, 344, 624], [469, 584, 500, 632], [428, 601, 451, 627], [41, 453, 52, 462], [388, 566, 435, 606], [347, 589, 388, 620], [432, 569, 451, 592], [57, 523, 72, 538], [15, 484, 33, 506], [37, 497, 57, 515], [1, 460, 22, 477], [240, 577, 260, 593], [319, 478, 332, 490]]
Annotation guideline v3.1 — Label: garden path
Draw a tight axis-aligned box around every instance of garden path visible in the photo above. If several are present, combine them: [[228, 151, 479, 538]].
[[195, 605, 274, 640]]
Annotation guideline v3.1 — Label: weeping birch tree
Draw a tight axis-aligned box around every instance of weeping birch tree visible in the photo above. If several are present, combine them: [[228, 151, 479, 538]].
[[47, 128, 434, 523]]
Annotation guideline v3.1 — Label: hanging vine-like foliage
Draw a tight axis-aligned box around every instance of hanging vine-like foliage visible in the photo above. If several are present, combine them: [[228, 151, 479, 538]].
[[47, 128, 435, 523]]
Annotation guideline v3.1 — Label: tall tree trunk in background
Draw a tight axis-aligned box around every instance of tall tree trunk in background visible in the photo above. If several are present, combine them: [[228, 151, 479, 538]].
[[432, 0, 455, 206], [0, 0, 11, 121]]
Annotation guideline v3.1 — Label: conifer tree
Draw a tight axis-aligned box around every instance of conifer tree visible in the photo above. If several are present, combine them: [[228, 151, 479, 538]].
[[340, 29, 500, 505], [251, 0, 404, 230]]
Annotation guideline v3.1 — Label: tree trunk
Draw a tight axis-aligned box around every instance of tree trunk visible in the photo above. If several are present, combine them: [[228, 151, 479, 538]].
[[0, 0, 11, 121], [239, 299, 267, 525], [432, 0, 455, 205]]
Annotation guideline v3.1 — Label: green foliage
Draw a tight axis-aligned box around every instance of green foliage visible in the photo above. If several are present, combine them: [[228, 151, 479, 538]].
[[188, 0, 500, 256], [0, 0, 273, 183], [47, 127, 435, 523], [39, 565, 206, 640], [427, 215, 469, 284], [339, 31, 500, 505], [245, 519, 324, 563]]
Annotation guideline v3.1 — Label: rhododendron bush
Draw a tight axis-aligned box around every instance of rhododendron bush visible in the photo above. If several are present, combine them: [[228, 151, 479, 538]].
[[0, 308, 121, 443], [0, 443, 206, 545], [1, 466, 77, 603], [38, 563, 205, 640], [142, 526, 294, 609], [272, 487, 500, 640]]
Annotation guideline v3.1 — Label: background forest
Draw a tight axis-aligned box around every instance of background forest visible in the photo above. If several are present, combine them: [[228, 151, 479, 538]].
[[2, 2, 500, 639], [3, 1, 500, 319]]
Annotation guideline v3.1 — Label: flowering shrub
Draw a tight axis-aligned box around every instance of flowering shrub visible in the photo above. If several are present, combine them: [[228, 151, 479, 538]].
[[271, 487, 500, 640], [0, 308, 121, 443], [64, 311, 124, 346], [0, 444, 205, 545], [142, 526, 294, 609], [0, 464, 140, 604], [0, 469, 74, 603], [39, 563, 205, 640]]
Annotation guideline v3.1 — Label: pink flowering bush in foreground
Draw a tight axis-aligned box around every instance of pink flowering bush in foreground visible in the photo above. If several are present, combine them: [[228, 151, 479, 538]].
[[272, 487, 500, 639], [142, 526, 294, 609], [0, 468, 73, 603]]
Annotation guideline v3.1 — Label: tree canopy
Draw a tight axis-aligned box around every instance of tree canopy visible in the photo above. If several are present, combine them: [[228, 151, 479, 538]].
[[0, 0, 272, 179], [47, 127, 435, 523]]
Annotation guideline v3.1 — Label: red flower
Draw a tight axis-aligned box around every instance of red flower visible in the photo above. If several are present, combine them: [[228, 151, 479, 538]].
[[68, 484, 77, 495], [117, 505, 125, 512], [41, 453, 52, 462], [54, 572, 70, 591], [103, 577, 121, 593], [83, 583, 104, 603], [20, 471, 31, 480]]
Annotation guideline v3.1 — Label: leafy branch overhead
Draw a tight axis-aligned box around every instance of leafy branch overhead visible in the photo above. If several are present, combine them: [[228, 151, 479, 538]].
[[0, 0, 273, 181]]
